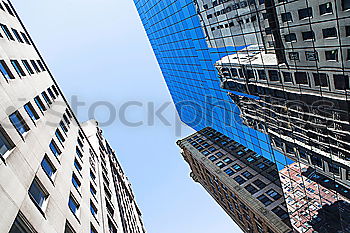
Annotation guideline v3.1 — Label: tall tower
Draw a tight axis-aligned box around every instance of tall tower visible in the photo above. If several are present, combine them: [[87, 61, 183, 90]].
[[0, 1, 145, 232]]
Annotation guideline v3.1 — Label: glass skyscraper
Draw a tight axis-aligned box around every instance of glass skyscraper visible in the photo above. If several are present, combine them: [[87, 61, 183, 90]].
[[135, 0, 350, 232]]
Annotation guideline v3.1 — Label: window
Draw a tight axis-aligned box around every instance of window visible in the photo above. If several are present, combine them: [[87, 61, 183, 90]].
[[72, 173, 81, 191], [289, 52, 299, 61], [1, 24, 14, 40], [282, 72, 293, 83], [216, 161, 225, 168], [41, 91, 52, 105], [3, 1, 14, 16], [52, 85, 59, 96], [9, 111, 29, 135], [323, 27, 337, 38], [0, 125, 14, 157], [74, 159, 82, 173], [90, 201, 98, 216], [47, 88, 56, 100], [253, 179, 266, 189], [242, 171, 253, 179], [0, 60, 15, 79], [295, 72, 309, 85], [90, 224, 98, 233], [281, 12, 292, 22], [49, 140, 61, 157], [268, 70, 280, 82], [90, 184, 97, 196], [34, 96, 46, 112], [325, 50, 338, 61], [346, 26, 350, 37], [319, 3, 333, 15], [234, 175, 246, 185], [313, 73, 328, 87], [224, 168, 235, 176], [328, 162, 340, 176], [223, 157, 233, 164], [21, 32, 31, 45], [11, 28, 23, 43], [246, 157, 255, 163], [11, 60, 26, 77], [90, 170, 96, 181], [209, 155, 217, 161], [24, 102, 39, 122], [334, 74, 349, 90], [257, 70, 267, 80], [59, 121, 68, 133], [258, 194, 272, 206], [232, 164, 242, 171], [64, 222, 76, 233], [245, 184, 258, 194], [230, 68, 238, 77], [37, 60, 46, 71], [41, 155, 56, 179], [28, 178, 48, 209], [342, 0, 350, 10], [302, 31, 315, 41], [272, 207, 289, 220], [55, 129, 65, 144], [298, 7, 312, 19], [76, 147, 83, 158], [285, 33, 297, 42], [68, 194, 80, 216], [22, 60, 34, 75], [266, 189, 281, 200], [30, 60, 40, 73], [9, 213, 37, 233]]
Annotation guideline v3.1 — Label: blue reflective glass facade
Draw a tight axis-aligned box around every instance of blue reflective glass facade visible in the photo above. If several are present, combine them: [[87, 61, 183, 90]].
[[134, 0, 291, 169]]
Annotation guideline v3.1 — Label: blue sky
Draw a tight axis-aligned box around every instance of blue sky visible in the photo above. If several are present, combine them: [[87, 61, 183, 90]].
[[12, 0, 242, 232]]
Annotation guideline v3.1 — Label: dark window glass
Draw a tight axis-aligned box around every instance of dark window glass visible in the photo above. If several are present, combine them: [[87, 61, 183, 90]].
[[298, 7, 313, 19], [72, 173, 81, 190], [20, 32, 31, 44], [74, 159, 82, 172], [253, 179, 266, 189], [1, 24, 14, 40], [295, 72, 309, 85], [0, 126, 14, 156], [41, 156, 56, 178], [9, 111, 29, 135], [9, 214, 36, 233], [224, 168, 235, 176], [37, 60, 46, 71], [24, 102, 39, 122], [68, 195, 79, 215], [268, 70, 280, 82], [282, 72, 293, 83], [258, 194, 272, 206], [266, 189, 281, 200], [0, 60, 15, 79], [234, 175, 246, 185], [47, 88, 56, 100], [325, 50, 338, 61], [55, 129, 65, 144], [11, 60, 26, 77], [346, 26, 350, 37], [34, 96, 46, 112], [313, 73, 328, 87], [11, 28, 23, 43], [257, 70, 267, 80], [90, 201, 97, 216], [245, 184, 258, 194], [3, 2, 14, 16], [285, 33, 297, 42], [49, 140, 61, 157], [30, 60, 40, 73], [319, 3, 333, 15], [323, 27, 337, 38], [281, 12, 292, 22], [41, 91, 52, 105], [28, 179, 48, 208], [342, 0, 350, 10], [22, 60, 34, 75], [334, 74, 349, 90], [302, 31, 315, 40]]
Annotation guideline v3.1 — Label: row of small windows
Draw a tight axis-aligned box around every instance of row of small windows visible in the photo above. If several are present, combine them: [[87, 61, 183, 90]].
[[284, 26, 350, 42], [0, 1, 15, 17], [0, 58, 46, 81], [0, 23, 31, 44], [226, 67, 350, 90]]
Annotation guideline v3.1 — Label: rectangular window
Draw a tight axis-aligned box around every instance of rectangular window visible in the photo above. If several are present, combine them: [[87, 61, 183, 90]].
[[295, 72, 309, 85], [22, 60, 34, 75], [59, 121, 68, 133], [281, 12, 292, 22], [245, 184, 258, 194], [282, 72, 293, 83], [90, 224, 98, 233], [253, 179, 266, 189], [11, 28, 23, 43], [268, 70, 280, 82], [24, 102, 40, 122], [1, 24, 14, 40], [55, 129, 65, 144], [37, 60, 46, 71], [52, 85, 59, 96], [257, 194, 272, 206], [49, 140, 61, 157], [313, 73, 328, 87], [68, 195, 80, 216], [41, 155, 56, 179], [342, 0, 350, 10], [9, 213, 36, 233], [0, 125, 14, 157], [302, 31, 315, 41], [298, 7, 313, 20], [319, 2, 333, 15], [20, 32, 31, 45], [224, 168, 234, 176], [90, 201, 98, 216], [30, 60, 40, 73], [266, 189, 281, 200], [323, 27, 337, 38], [3, 1, 14, 16], [325, 50, 338, 61], [242, 171, 253, 179], [285, 33, 297, 42], [64, 222, 76, 233], [11, 60, 26, 77], [47, 88, 56, 100], [74, 159, 82, 173], [257, 70, 267, 80], [90, 184, 97, 196], [347, 49, 350, 61], [41, 91, 52, 105], [0, 60, 15, 79], [72, 173, 81, 191], [334, 74, 349, 90], [76, 147, 83, 158], [346, 26, 350, 37], [233, 175, 246, 185], [28, 178, 48, 209], [34, 96, 46, 112], [9, 111, 29, 135], [90, 170, 96, 181]]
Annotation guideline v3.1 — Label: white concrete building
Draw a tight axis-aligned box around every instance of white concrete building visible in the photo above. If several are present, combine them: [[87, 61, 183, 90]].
[[0, 1, 145, 233]]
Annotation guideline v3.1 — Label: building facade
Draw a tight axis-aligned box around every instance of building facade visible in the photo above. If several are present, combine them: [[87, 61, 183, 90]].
[[0, 1, 145, 233], [178, 127, 292, 233]]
